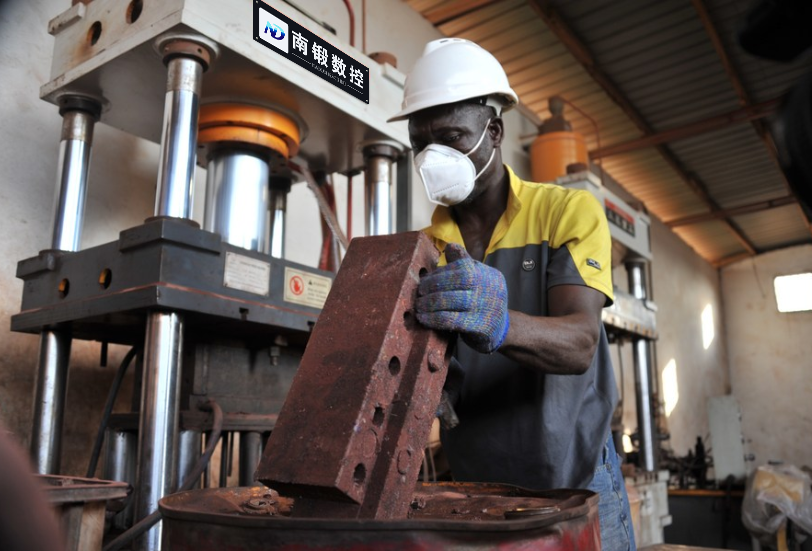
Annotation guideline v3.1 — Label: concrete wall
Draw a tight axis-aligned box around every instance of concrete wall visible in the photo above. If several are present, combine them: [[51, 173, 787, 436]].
[[1, 0, 732, 480], [721, 245, 812, 469]]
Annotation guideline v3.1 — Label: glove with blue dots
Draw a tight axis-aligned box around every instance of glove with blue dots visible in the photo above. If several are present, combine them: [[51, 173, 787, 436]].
[[416, 243, 509, 354]]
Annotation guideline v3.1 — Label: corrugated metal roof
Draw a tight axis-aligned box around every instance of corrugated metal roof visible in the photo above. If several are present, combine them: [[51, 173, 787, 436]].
[[404, 0, 812, 266], [733, 204, 812, 251]]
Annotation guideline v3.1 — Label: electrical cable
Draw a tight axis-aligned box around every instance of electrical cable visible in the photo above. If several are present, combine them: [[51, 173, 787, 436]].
[[617, 340, 625, 417], [341, 0, 355, 47], [292, 162, 350, 251], [346, 172, 353, 242], [102, 399, 224, 551], [86, 346, 139, 478]]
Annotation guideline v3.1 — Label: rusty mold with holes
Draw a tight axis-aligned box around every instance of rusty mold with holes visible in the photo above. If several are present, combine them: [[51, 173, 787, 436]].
[[255, 231, 452, 519]]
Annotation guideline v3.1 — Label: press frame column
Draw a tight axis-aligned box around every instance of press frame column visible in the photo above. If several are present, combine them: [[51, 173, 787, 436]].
[[135, 35, 217, 551], [30, 95, 101, 474], [627, 257, 658, 472], [362, 143, 400, 236]]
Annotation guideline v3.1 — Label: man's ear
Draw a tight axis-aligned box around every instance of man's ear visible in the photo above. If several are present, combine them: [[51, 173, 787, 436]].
[[489, 117, 505, 148]]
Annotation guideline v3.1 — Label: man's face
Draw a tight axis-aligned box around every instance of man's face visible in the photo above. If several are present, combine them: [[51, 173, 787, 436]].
[[408, 102, 491, 157], [408, 102, 500, 204]]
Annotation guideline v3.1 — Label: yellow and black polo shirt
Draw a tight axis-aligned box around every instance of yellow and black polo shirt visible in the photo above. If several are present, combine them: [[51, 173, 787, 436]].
[[423, 165, 618, 490]]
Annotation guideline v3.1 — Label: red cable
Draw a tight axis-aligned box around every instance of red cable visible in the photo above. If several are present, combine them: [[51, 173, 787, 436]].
[[342, 0, 355, 48], [346, 173, 353, 242]]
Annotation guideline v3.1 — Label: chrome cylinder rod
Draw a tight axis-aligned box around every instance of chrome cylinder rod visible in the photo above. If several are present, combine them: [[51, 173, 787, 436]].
[[136, 312, 184, 551], [51, 106, 97, 250], [104, 429, 137, 530], [31, 97, 100, 474], [154, 56, 203, 219], [269, 177, 291, 258], [627, 259, 657, 472], [239, 432, 264, 486], [137, 37, 215, 551], [30, 331, 72, 473], [363, 144, 399, 236], [177, 430, 203, 490], [203, 150, 270, 252]]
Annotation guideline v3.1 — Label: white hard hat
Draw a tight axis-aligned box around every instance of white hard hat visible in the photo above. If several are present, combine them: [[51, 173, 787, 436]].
[[388, 38, 519, 122]]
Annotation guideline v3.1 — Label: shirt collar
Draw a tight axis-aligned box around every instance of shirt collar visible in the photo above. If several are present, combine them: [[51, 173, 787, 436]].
[[425, 164, 524, 248]]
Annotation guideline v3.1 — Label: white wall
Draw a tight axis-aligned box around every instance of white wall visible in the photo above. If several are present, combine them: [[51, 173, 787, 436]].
[[648, 216, 730, 458], [721, 245, 812, 469]]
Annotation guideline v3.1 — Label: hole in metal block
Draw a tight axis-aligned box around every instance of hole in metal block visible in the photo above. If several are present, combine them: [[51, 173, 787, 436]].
[[403, 310, 416, 329], [388, 356, 401, 376], [126, 0, 143, 24], [87, 21, 102, 46], [58, 278, 70, 299], [373, 406, 385, 426], [353, 463, 366, 485], [99, 268, 112, 289], [418, 267, 428, 278]]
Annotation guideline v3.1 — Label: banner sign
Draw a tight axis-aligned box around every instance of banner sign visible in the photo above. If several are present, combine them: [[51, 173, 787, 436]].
[[254, 1, 370, 104]]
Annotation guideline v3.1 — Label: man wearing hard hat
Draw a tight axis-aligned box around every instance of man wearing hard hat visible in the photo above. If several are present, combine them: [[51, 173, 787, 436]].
[[390, 38, 635, 550]]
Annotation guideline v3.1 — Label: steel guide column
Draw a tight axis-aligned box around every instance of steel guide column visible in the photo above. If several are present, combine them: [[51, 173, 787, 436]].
[[136, 35, 216, 551], [269, 177, 291, 258], [627, 258, 657, 472], [363, 144, 400, 236], [30, 95, 101, 474]]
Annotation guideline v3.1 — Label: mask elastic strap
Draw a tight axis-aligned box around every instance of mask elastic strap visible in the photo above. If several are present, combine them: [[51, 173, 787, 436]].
[[474, 147, 496, 180], [463, 119, 492, 158]]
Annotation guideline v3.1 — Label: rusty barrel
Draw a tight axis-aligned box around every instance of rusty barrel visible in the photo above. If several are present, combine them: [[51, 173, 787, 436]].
[[159, 482, 601, 550]]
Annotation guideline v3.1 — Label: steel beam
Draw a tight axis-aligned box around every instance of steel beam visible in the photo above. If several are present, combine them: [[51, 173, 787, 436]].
[[666, 195, 797, 228], [589, 99, 779, 160], [257, 231, 451, 519]]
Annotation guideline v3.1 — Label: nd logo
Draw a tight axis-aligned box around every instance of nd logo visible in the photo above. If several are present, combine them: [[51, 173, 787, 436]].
[[264, 22, 285, 40]]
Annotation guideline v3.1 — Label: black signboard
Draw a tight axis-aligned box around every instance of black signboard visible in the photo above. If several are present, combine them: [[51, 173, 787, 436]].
[[254, 1, 370, 104]]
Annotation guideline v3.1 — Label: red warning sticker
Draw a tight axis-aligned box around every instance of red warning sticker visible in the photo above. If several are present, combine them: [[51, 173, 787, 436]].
[[284, 267, 332, 309]]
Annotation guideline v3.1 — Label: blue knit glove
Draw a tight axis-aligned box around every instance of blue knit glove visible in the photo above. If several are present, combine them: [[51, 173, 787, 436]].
[[416, 243, 509, 353]]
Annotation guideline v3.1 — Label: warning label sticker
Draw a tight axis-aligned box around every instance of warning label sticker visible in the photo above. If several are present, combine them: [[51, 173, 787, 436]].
[[284, 266, 332, 309], [223, 252, 271, 296]]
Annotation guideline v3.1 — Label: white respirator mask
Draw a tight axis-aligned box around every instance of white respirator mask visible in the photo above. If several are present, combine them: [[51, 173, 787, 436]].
[[414, 120, 495, 206]]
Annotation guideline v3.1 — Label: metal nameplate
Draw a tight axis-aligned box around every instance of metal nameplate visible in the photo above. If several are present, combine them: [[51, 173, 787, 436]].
[[223, 252, 271, 296]]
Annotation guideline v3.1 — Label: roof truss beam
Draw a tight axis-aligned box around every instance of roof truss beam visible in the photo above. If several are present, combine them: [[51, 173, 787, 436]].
[[526, 0, 758, 256], [589, 99, 779, 160], [666, 195, 797, 227]]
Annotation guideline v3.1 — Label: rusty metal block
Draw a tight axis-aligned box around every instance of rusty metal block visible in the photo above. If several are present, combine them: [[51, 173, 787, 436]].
[[256, 231, 451, 519]]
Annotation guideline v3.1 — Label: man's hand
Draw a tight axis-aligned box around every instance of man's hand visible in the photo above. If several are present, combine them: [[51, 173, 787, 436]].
[[416, 243, 509, 353]]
